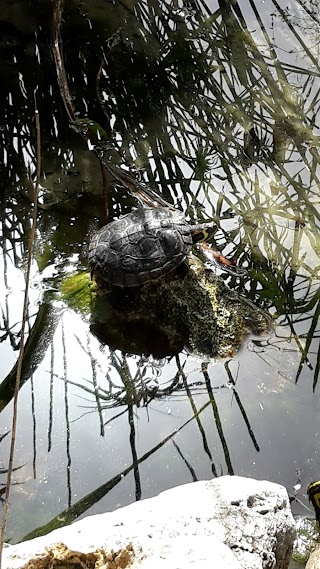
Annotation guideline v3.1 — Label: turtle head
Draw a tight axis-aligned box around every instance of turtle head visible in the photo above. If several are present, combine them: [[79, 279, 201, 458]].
[[192, 225, 215, 244]]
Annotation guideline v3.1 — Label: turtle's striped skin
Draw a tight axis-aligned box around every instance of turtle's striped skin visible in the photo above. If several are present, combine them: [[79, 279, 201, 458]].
[[88, 207, 212, 287]]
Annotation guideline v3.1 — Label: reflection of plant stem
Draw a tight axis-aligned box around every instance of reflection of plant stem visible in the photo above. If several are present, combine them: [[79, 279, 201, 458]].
[[176, 355, 217, 477], [202, 363, 234, 475], [270, 0, 320, 72], [128, 404, 141, 501], [224, 361, 260, 452], [295, 0, 320, 26], [77, 334, 105, 437], [48, 343, 54, 453], [285, 315, 314, 378], [294, 301, 320, 388], [314, 344, 320, 393], [31, 376, 37, 479], [22, 400, 212, 541], [248, 0, 287, 89], [62, 319, 72, 508], [172, 439, 197, 482]]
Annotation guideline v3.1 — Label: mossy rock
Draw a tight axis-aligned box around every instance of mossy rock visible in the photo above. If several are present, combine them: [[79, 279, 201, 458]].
[[60, 256, 273, 358]]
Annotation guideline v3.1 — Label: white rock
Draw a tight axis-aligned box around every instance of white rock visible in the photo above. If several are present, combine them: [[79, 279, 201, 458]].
[[136, 536, 241, 569], [306, 545, 320, 569], [2, 476, 295, 569]]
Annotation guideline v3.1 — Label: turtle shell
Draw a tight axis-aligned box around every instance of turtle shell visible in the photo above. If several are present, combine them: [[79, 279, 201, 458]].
[[88, 207, 194, 287]]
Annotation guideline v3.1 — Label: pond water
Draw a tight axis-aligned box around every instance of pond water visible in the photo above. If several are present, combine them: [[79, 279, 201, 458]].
[[0, 0, 319, 557]]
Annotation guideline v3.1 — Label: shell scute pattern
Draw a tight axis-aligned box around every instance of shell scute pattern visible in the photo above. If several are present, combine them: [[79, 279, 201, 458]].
[[89, 207, 200, 287]]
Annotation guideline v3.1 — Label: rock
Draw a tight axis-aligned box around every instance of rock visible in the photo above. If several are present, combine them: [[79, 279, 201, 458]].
[[133, 536, 242, 569], [306, 545, 320, 569], [87, 255, 273, 359], [2, 476, 296, 569]]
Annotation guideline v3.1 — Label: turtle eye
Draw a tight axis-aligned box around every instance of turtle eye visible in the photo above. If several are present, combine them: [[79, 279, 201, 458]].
[[192, 230, 204, 243]]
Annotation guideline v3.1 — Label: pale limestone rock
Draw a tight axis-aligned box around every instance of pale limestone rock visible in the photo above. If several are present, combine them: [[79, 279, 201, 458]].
[[2, 476, 295, 569], [306, 545, 320, 569], [135, 535, 241, 569]]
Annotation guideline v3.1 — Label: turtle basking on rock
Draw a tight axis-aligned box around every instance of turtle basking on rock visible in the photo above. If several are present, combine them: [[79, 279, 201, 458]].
[[88, 207, 214, 287]]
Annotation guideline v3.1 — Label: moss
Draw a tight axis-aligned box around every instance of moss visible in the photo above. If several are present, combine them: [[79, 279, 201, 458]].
[[60, 272, 92, 315]]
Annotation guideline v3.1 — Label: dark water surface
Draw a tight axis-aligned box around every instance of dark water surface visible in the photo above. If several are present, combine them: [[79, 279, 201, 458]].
[[0, 0, 319, 548]]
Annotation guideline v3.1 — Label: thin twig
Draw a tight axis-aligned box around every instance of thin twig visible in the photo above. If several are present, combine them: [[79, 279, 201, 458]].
[[0, 91, 41, 567], [51, 0, 75, 121]]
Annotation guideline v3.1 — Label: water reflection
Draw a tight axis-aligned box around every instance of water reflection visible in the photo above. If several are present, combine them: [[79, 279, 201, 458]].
[[0, 305, 317, 542], [0, 0, 319, 547]]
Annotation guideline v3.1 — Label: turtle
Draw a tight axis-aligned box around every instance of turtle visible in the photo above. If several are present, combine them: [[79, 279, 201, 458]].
[[88, 207, 214, 287]]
